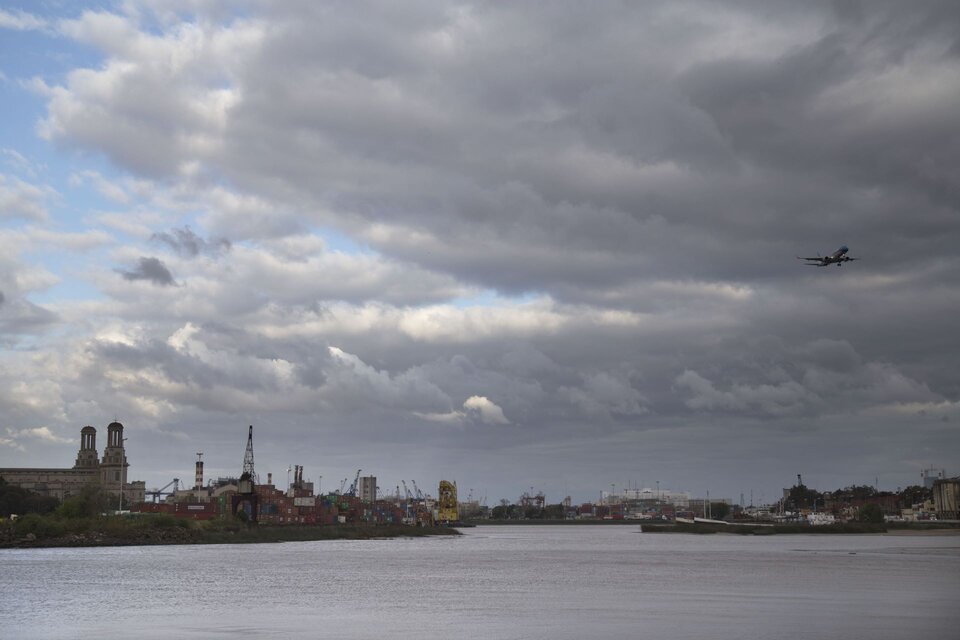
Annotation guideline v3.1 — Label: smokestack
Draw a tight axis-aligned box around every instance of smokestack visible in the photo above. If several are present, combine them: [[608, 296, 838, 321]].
[[195, 452, 204, 490], [268, 472, 273, 485]]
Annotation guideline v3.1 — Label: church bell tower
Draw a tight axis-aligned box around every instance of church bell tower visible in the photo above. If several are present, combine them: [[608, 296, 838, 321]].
[[73, 426, 100, 470], [100, 421, 128, 497]]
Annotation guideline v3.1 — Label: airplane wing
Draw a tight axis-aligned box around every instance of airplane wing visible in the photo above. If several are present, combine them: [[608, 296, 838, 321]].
[[797, 256, 824, 262]]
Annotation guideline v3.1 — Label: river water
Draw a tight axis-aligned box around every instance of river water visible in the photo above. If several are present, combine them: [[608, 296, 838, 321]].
[[2, 525, 958, 639]]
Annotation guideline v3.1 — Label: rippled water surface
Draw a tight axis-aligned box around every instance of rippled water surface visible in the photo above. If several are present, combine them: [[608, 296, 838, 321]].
[[2, 525, 958, 639]]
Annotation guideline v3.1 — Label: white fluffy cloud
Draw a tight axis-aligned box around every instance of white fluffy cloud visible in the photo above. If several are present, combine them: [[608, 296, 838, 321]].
[[417, 395, 509, 426]]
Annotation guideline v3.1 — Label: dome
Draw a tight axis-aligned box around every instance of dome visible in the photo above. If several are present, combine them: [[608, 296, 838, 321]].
[[108, 421, 124, 429]]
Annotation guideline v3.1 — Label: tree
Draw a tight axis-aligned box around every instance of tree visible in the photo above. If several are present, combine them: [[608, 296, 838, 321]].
[[837, 485, 877, 500], [543, 504, 565, 520], [0, 477, 60, 517], [898, 485, 931, 508], [787, 483, 821, 510], [56, 484, 108, 519], [857, 503, 884, 523], [710, 502, 730, 520]]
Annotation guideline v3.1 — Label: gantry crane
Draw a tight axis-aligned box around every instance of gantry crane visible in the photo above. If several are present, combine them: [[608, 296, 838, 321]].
[[146, 478, 180, 503]]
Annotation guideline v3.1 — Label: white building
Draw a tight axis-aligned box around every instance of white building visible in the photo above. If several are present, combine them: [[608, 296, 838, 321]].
[[602, 488, 691, 508]]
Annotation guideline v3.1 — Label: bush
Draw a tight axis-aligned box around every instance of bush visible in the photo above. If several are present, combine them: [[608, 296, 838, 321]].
[[145, 514, 178, 529], [0, 478, 60, 517], [57, 485, 109, 519], [14, 513, 66, 539], [858, 503, 884, 523]]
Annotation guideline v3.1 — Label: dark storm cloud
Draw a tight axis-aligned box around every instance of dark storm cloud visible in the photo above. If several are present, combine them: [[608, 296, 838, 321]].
[[42, 2, 960, 293], [183, 0, 959, 299], [115, 257, 176, 286], [152, 226, 231, 258], [681, 9, 960, 209]]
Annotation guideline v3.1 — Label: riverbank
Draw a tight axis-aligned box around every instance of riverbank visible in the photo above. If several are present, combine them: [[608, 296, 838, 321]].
[[467, 519, 960, 534], [467, 518, 638, 525], [640, 521, 960, 535], [0, 515, 460, 549]]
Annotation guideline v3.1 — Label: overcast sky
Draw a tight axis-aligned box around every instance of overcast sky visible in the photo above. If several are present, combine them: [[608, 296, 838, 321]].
[[1, 1, 958, 505]]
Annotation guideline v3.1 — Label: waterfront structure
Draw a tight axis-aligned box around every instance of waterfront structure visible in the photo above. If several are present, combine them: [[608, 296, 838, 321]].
[[170, 477, 239, 504], [932, 477, 959, 520], [232, 425, 259, 521], [436, 480, 459, 523], [359, 475, 377, 503], [806, 512, 837, 525], [0, 422, 145, 505], [601, 487, 691, 509], [922, 468, 946, 489]]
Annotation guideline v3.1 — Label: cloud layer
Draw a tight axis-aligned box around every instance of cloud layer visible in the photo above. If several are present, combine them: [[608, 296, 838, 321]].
[[1, 1, 958, 501]]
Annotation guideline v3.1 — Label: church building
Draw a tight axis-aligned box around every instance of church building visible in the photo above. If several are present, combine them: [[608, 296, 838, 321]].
[[0, 421, 146, 507]]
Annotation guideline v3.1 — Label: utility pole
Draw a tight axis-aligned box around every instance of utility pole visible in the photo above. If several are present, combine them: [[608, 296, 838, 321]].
[[118, 437, 128, 513]]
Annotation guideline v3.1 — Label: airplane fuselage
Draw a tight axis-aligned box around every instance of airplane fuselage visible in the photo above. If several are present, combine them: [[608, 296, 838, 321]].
[[799, 245, 857, 267]]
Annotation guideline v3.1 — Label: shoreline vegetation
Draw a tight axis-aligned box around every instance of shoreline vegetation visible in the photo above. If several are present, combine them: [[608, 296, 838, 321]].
[[0, 513, 460, 549], [467, 519, 960, 534], [3, 515, 957, 548]]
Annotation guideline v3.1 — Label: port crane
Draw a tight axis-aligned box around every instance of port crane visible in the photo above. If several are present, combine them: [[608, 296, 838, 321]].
[[346, 469, 362, 497], [146, 478, 180, 503], [411, 480, 424, 501]]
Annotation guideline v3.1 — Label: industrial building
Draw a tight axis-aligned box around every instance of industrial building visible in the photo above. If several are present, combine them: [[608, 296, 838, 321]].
[[932, 477, 959, 520], [0, 422, 145, 506], [601, 487, 691, 508], [131, 426, 442, 527], [359, 475, 377, 503]]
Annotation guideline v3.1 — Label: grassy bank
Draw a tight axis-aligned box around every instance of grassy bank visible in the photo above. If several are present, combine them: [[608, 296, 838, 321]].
[[0, 513, 459, 549]]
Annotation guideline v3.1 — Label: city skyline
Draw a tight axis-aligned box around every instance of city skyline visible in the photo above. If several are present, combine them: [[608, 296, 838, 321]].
[[1, 2, 958, 505]]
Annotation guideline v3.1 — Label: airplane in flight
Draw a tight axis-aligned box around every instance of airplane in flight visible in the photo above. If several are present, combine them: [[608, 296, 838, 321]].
[[797, 245, 858, 267]]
